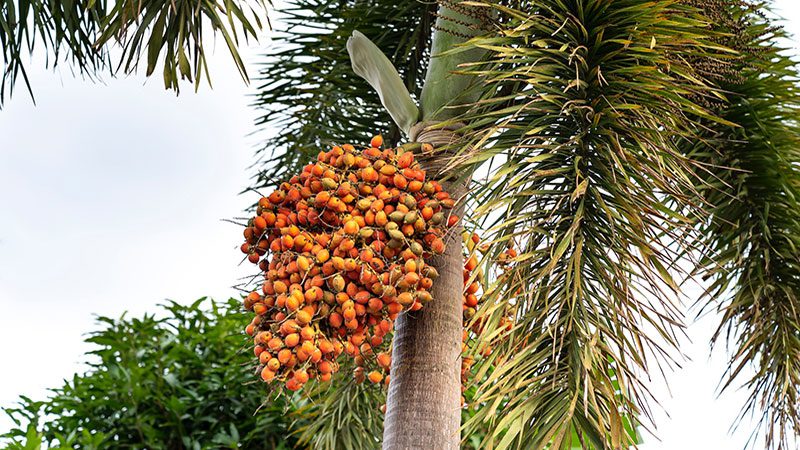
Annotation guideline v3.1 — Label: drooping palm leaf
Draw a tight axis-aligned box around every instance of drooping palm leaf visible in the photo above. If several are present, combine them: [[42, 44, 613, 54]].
[[0, 0, 267, 105], [453, 1, 722, 448], [683, 2, 800, 448], [291, 372, 384, 450]]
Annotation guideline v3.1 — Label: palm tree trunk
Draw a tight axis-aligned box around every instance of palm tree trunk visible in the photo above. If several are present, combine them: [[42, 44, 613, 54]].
[[382, 4, 487, 448], [382, 207, 464, 449]]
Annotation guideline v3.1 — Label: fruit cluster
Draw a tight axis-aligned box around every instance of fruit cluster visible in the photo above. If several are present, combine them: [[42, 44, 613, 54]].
[[461, 233, 481, 392], [240, 136, 464, 391]]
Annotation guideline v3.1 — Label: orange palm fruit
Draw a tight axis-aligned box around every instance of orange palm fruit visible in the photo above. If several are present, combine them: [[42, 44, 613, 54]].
[[296, 310, 312, 325], [261, 367, 276, 382], [285, 378, 302, 391], [297, 255, 311, 271], [329, 312, 343, 328], [377, 352, 391, 369], [397, 292, 414, 306], [331, 274, 346, 292], [318, 339, 334, 354], [278, 349, 292, 364], [343, 219, 359, 235], [397, 151, 413, 169], [286, 292, 302, 311], [285, 333, 300, 347], [392, 174, 408, 189], [431, 238, 446, 254], [447, 214, 459, 227], [267, 337, 283, 351], [318, 360, 334, 374], [273, 280, 288, 294], [368, 371, 384, 384]]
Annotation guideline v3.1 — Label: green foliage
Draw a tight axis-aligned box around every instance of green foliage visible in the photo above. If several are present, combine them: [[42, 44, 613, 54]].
[[288, 359, 496, 450], [292, 375, 384, 450], [1, 298, 298, 450], [0, 0, 267, 105], [451, 1, 720, 448], [249, 0, 435, 190], [682, 2, 800, 448], [0, 0, 106, 102], [346, 30, 419, 135]]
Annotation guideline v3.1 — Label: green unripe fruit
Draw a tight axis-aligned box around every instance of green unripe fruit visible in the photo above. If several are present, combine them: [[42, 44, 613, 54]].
[[389, 211, 406, 223], [322, 178, 337, 190], [403, 195, 417, 209]]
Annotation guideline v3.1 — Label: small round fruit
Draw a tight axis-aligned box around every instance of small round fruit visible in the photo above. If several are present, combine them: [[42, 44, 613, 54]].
[[368, 371, 384, 384], [261, 367, 276, 382]]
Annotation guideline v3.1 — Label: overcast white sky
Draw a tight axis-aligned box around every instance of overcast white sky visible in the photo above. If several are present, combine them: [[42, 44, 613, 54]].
[[1, 3, 799, 448]]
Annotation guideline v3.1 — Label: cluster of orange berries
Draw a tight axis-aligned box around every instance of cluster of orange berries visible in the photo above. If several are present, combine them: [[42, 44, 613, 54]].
[[240, 135, 463, 391], [460, 234, 481, 392]]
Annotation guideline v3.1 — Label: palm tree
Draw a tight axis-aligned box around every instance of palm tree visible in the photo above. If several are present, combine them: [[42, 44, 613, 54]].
[[3, 1, 799, 449]]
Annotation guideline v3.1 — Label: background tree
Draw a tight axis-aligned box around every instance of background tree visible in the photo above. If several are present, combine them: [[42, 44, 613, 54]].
[[682, 1, 800, 447], [1, 299, 299, 449], [1, 298, 491, 450]]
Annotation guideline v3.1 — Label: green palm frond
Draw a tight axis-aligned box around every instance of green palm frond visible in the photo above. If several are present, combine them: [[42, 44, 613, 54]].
[[453, 1, 721, 448], [684, 2, 800, 448], [291, 369, 384, 450], [0, 0, 267, 105], [249, 0, 434, 190], [1, 0, 106, 102]]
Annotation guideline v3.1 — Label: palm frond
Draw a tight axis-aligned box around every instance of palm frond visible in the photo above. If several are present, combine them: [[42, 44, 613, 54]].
[[291, 369, 384, 450], [249, 0, 435, 191], [0, 0, 267, 105], [453, 1, 721, 448], [1, 0, 106, 103], [684, 2, 800, 448]]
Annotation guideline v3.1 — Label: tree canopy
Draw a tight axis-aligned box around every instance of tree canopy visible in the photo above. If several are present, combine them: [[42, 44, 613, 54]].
[[1, 299, 298, 449], [0, 298, 483, 450]]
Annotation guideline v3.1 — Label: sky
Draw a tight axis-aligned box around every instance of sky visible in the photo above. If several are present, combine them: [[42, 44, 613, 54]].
[[0, 44, 261, 429], [0, 3, 799, 449]]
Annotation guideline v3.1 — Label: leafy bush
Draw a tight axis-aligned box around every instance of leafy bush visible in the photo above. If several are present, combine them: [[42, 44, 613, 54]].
[[1, 298, 298, 450], [0, 297, 497, 450]]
